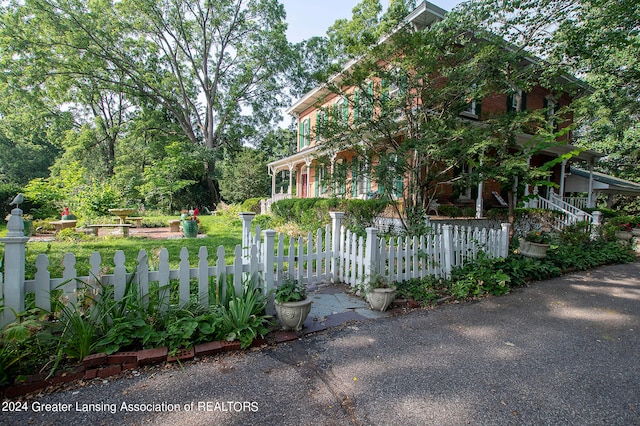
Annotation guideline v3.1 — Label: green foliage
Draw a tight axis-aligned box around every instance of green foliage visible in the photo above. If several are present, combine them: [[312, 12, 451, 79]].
[[438, 205, 462, 218], [0, 308, 49, 386], [220, 149, 271, 204], [274, 276, 307, 303], [219, 276, 272, 349], [240, 198, 264, 214], [271, 198, 390, 233], [558, 221, 592, 246]]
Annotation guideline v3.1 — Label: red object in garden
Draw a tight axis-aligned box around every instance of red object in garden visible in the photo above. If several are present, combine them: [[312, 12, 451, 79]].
[[61, 207, 70, 217]]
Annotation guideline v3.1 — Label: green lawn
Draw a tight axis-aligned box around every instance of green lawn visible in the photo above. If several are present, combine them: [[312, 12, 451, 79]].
[[1, 214, 244, 279]]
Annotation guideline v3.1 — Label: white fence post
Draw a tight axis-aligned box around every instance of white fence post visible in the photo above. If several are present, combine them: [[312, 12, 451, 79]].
[[262, 229, 276, 296], [364, 227, 378, 281], [501, 223, 511, 258], [591, 211, 602, 240], [329, 212, 344, 282], [442, 224, 454, 278], [239, 212, 256, 260], [0, 208, 30, 326]]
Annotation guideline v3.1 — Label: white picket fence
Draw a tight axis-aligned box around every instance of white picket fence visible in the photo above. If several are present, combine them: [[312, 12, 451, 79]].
[[0, 209, 510, 326], [337, 223, 510, 287]]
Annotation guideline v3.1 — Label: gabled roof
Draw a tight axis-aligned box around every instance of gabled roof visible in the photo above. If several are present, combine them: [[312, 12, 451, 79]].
[[286, 1, 446, 117]]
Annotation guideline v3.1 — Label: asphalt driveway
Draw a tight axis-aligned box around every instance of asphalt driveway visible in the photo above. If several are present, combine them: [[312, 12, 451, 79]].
[[3, 262, 639, 425]]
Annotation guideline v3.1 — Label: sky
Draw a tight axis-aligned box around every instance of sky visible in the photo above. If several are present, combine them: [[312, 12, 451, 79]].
[[280, 0, 464, 43]]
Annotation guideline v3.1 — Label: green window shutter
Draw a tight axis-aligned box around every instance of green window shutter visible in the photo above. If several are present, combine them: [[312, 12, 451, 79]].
[[305, 119, 311, 146], [298, 120, 304, 149], [342, 99, 349, 124], [315, 113, 321, 141], [394, 176, 403, 197], [475, 99, 482, 117], [366, 81, 374, 119], [506, 95, 513, 112], [351, 159, 358, 198], [521, 92, 527, 110], [353, 91, 359, 122], [314, 166, 319, 197]]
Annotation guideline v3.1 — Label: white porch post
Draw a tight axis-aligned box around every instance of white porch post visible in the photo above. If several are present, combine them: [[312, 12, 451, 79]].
[[475, 157, 483, 219], [288, 163, 294, 196], [475, 180, 483, 219], [270, 166, 276, 199], [524, 156, 531, 198], [587, 160, 595, 208], [329, 152, 337, 196], [559, 159, 567, 200]]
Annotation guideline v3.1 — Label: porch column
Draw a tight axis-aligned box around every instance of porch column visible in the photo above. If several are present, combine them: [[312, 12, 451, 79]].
[[304, 158, 312, 198], [587, 160, 595, 208], [559, 160, 567, 200], [475, 157, 483, 218], [288, 163, 294, 196], [524, 156, 531, 198], [329, 152, 337, 196], [270, 167, 276, 199], [475, 181, 483, 218]]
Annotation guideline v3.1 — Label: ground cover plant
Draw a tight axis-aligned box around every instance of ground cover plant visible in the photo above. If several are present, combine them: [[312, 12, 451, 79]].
[[396, 238, 635, 305]]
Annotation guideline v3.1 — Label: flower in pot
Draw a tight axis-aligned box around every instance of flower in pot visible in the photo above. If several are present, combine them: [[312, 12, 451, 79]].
[[518, 230, 552, 259], [274, 276, 312, 331], [363, 274, 397, 312], [61, 207, 76, 221]]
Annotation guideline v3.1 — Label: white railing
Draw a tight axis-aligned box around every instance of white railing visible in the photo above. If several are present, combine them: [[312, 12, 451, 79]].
[[1, 210, 510, 326], [563, 196, 588, 210], [529, 194, 593, 230]]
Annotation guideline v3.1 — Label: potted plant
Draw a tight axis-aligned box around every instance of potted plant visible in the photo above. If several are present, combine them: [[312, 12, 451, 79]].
[[274, 276, 312, 331], [61, 207, 76, 221], [518, 230, 552, 259], [363, 274, 397, 312], [181, 208, 199, 238]]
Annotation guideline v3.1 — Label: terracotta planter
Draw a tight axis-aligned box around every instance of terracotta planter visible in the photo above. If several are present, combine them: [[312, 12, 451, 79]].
[[366, 287, 397, 312], [519, 238, 550, 259], [275, 298, 312, 331]]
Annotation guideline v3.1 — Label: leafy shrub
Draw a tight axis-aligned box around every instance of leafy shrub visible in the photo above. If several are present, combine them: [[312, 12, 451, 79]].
[[438, 205, 462, 217], [271, 197, 391, 233], [559, 221, 592, 246], [460, 207, 476, 217], [486, 208, 509, 220], [241, 198, 263, 214]]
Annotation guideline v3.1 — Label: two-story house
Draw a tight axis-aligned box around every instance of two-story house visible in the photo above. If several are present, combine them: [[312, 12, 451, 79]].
[[267, 1, 608, 218]]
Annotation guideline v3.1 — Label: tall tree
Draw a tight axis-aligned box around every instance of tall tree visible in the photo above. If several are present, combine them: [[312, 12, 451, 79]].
[[0, 0, 293, 205]]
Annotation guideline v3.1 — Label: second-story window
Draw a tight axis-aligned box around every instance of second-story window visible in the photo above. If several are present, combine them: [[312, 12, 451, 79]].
[[544, 97, 558, 131], [507, 89, 527, 112], [298, 117, 310, 149], [315, 111, 327, 142]]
